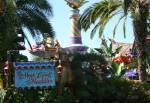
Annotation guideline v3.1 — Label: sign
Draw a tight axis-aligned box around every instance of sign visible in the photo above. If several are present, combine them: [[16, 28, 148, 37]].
[[13, 61, 56, 89]]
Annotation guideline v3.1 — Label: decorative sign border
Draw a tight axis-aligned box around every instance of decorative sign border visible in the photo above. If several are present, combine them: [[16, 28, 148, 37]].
[[13, 61, 56, 89]]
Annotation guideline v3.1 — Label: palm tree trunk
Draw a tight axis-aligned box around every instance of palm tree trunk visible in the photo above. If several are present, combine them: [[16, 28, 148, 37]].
[[136, 40, 147, 82], [132, 0, 149, 82], [133, 17, 147, 82]]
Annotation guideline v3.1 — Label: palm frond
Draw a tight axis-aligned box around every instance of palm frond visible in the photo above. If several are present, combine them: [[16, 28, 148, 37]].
[[79, 0, 122, 39], [79, 0, 88, 7], [108, 43, 113, 56], [18, 9, 54, 37], [90, 23, 100, 38], [113, 15, 125, 37], [123, 0, 132, 15], [16, 0, 54, 37], [23, 31, 32, 50], [16, 0, 52, 15], [123, 16, 127, 38], [114, 46, 122, 55]]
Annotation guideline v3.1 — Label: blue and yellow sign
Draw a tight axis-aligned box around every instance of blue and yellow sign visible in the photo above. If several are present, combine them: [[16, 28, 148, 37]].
[[13, 61, 56, 89]]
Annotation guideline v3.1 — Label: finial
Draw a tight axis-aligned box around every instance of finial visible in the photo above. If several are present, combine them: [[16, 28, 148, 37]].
[[64, 0, 87, 9]]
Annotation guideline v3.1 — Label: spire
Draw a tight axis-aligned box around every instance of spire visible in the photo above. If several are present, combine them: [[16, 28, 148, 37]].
[[69, 9, 82, 44]]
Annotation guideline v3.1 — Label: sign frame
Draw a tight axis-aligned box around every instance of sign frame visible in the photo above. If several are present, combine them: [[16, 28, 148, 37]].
[[13, 61, 56, 89]]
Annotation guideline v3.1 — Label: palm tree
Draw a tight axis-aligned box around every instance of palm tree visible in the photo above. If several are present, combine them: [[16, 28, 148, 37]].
[[79, 0, 149, 82], [0, 0, 54, 61], [16, 0, 54, 36]]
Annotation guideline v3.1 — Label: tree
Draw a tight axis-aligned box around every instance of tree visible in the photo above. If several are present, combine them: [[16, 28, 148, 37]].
[[16, 0, 54, 37], [0, 0, 54, 61], [79, 0, 149, 82], [0, 0, 18, 61]]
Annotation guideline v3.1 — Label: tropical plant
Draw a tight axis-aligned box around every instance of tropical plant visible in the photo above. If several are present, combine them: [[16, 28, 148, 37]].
[[109, 62, 126, 78], [0, 89, 6, 103], [0, 0, 54, 61], [0, 0, 18, 61], [95, 38, 122, 62], [146, 48, 150, 65], [16, 0, 54, 36], [79, 0, 149, 82], [69, 53, 106, 102], [94, 38, 126, 78], [69, 53, 150, 103], [145, 48, 150, 79]]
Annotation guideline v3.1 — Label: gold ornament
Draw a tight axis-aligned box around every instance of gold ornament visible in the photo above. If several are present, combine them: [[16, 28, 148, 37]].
[[64, 0, 87, 9]]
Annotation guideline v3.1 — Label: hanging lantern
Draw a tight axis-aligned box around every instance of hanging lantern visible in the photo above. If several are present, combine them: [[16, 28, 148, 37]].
[[57, 64, 63, 74], [56, 60, 63, 82]]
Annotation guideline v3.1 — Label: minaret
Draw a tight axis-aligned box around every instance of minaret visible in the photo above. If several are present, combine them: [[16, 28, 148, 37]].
[[70, 9, 82, 44], [64, 0, 88, 53]]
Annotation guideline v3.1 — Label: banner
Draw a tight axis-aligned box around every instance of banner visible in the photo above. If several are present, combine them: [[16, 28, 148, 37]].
[[13, 61, 56, 89]]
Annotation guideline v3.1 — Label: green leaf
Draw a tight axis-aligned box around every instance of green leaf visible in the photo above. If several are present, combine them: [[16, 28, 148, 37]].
[[111, 62, 119, 76], [90, 23, 100, 38], [79, 0, 122, 39], [111, 62, 125, 78], [117, 63, 124, 76], [123, 17, 127, 38], [146, 48, 150, 65], [114, 46, 122, 55], [113, 15, 125, 38], [16, 0, 54, 37], [123, 0, 132, 15]]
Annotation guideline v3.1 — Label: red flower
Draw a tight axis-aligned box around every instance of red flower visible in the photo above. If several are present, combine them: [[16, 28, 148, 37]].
[[113, 56, 132, 64]]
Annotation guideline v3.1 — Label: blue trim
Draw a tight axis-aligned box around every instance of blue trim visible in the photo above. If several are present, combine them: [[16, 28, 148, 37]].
[[70, 37, 82, 44]]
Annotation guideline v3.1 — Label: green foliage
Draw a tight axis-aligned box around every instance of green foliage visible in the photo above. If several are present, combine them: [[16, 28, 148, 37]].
[[3, 88, 26, 103], [146, 48, 150, 65], [95, 39, 122, 62], [79, 0, 149, 82], [31, 57, 45, 61], [0, 89, 6, 103], [123, 0, 132, 15], [79, 0, 149, 39], [1, 52, 150, 103], [70, 52, 150, 102], [1, 80, 150, 103], [1, 87, 77, 103], [127, 57, 138, 69], [0, 0, 54, 61], [11, 53, 28, 62], [79, 0, 123, 38], [16, 0, 54, 37], [70, 53, 106, 102], [110, 62, 126, 78], [0, 0, 18, 61]]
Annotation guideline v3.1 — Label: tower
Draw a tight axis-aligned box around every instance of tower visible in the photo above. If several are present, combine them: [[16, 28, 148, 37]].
[[64, 0, 88, 53], [70, 9, 82, 45]]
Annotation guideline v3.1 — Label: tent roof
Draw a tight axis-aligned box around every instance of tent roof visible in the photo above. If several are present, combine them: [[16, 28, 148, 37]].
[[110, 39, 133, 56]]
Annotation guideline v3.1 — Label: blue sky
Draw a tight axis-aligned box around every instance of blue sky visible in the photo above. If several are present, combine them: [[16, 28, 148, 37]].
[[48, 0, 134, 48]]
